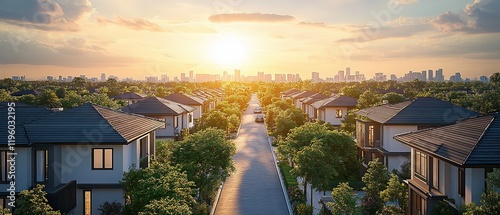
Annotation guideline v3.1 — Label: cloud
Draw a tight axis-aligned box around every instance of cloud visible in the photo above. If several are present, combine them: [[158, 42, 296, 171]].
[[96, 16, 166, 32], [208, 13, 294, 23], [432, 0, 500, 33], [0, 0, 94, 31], [0, 34, 138, 67], [390, 0, 418, 5], [431, 12, 467, 32]]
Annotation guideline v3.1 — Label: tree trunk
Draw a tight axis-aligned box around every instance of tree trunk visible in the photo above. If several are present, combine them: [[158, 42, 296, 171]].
[[310, 185, 313, 208]]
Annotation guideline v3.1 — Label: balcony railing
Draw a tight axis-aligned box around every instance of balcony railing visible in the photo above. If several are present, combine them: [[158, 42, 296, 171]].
[[46, 180, 77, 213]]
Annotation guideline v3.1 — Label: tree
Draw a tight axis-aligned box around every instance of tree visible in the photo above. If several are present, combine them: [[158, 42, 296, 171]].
[[490, 72, 500, 84], [155, 86, 169, 98], [154, 139, 179, 164], [71, 77, 86, 89], [328, 182, 360, 215], [340, 109, 358, 136], [195, 110, 228, 132], [36, 90, 62, 108], [0, 89, 12, 102], [382, 92, 405, 104], [14, 184, 61, 215], [341, 85, 362, 99], [140, 198, 192, 215], [380, 174, 408, 212], [121, 162, 195, 215], [55, 87, 66, 98], [274, 108, 307, 138], [171, 128, 236, 203], [227, 114, 240, 133], [361, 159, 389, 214], [357, 90, 382, 109]]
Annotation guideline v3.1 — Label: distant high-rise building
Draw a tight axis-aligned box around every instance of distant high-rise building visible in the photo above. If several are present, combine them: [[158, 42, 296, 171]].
[[234, 70, 241, 82], [196, 74, 220, 82], [287, 74, 294, 82], [257, 72, 264, 82], [181, 73, 186, 82], [59, 75, 63, 81], [80, 75, 87, 80], [374, 73, 386, 82], [450, 72, 463, 82], [421, 71, 427, 81], [101, 73, 106, 82], [295, 74, 301, 81], [161, 74, 169, 82], [435, 69, 444, 81], [428, 70, 434, 81], [189, 71, 194, 82], [391, 74, 398, 81], [275, 74, 286, 82], [264, 74, 272, 82], [479, 75, 489, 82], [338, 70, 345, 82], [47, 76, 54, 81], [145, 76, 159, 82], [312, 72, 320, 83]]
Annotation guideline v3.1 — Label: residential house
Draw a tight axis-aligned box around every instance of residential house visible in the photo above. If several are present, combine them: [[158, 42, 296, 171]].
[[164, 93, 204, 121], [280, 89, 301, 100], [111, 92, 146, 105], [10, 89, 42, 96], [0, 103, 164, 214], [355, 97, 479, 176], [298, 93, 329, 120], [310, 95, 357, 126], [121, 97, 195, 139], [289, 91, 317, 109], [194, 91, 216, 111], [394, 114, 500, 215]]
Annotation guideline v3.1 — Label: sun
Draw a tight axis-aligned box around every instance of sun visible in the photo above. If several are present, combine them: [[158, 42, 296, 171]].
[[210, 37, 248, 67]]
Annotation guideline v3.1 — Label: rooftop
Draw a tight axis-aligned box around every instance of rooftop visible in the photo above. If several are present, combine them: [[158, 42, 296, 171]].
[[311, 95, 358, 109], [121, 96, 195, 115]]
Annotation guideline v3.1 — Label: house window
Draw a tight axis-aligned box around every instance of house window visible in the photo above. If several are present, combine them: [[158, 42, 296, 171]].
[[413, 191, 426, 215], [335, 109, 343, 118], [0, 150, 14, 183], [84, 190, 92, 215], [433, 159, 439, 189], [139, 137, 149, 169], [458, 168, 465, 196], [35, 150, 48, 183], [92, 148, 113, 170], [174, 116, 178, 128], [415, 151, 427, 181], [189, 113, 193, 123], [368, 125, 374, 146]]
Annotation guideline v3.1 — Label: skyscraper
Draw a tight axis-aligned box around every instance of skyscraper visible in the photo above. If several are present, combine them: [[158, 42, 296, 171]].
[[436, 69, 444, 81], [338, 70, 345, 82], [234, 69, 241, 82], [189, 71, 194, 82], [101, 73, 106, 82], [181, 73, 186, 81], [312, 72, 320, 83], [428, 70, 434, 81], [421, 71, 427, 81]]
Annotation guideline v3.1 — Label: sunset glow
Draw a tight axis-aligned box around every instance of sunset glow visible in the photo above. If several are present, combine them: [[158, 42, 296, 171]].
[[210, 36, 249, 67]]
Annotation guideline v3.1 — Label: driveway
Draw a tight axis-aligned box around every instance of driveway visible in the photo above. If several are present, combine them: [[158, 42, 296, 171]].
[[214, 94, 290, 215]]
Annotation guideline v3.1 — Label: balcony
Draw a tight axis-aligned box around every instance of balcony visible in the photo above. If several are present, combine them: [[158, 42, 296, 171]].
[[46, 180, 77, 213]]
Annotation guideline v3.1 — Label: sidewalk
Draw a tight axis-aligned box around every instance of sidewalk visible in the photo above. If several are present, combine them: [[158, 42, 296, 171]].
[[297, 177, 365, 215]]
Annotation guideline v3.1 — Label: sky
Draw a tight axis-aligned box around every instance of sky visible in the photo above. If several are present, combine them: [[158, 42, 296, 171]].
[[0, 0, 499, 80]]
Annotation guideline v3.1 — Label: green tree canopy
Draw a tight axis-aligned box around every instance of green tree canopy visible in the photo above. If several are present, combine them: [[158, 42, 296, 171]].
[[328, 182, 360, 215], [380, 174, 408, 212], [382, 92, 405, 104], [361, 159, 389, 214], [14, 184, 60, 215], [36, 90, 62, 108], [357, 90, 382, 109], [171, 128, 236, 203]]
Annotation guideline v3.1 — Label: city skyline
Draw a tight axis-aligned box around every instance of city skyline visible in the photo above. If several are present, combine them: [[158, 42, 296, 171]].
[[1, 1, 500, 80]]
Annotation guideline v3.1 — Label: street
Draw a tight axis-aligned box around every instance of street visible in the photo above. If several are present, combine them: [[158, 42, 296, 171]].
[[214, 94, 290, 215]]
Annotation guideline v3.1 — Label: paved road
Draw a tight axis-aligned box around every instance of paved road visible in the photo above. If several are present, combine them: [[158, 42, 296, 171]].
[[214, 94, 290, 215]]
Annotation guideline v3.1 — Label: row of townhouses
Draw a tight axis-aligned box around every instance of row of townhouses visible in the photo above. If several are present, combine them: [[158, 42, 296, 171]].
[[281, 89, 499, 214], [0, 89, 223, 214]]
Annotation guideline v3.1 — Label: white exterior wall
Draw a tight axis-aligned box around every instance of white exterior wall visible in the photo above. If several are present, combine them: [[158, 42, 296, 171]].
[[295, 100, 301, 109], [155, 115, 178, 137], [73, 188, 123, 215], [306, 105, 315, 119], [0, 147, 31, 191], [192, 105, 203, 120], [59, 145, 124, 184], [323, 107, 348, 126], [445, 164, 463, 206], [382, 125, 417, 152], [465, 168, 485, 205], [318, 109, 325, 123]]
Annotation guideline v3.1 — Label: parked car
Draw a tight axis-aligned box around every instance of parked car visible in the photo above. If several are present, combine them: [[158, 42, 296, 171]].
[[255, 114, 264, 123], [254, 107, 262, 113]]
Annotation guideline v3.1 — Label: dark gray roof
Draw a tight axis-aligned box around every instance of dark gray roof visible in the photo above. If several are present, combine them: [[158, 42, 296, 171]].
[[299, 93, 329, 104], [10, 89, 42, 96], [281, 89, 301, 96], [394, 114, 500, 167], [356, 97, 479, 125], [164, 93, 203, 105], [0, 106, 54, 146], [111, 92, 146, 99], [311, 95, 358, 109], [24, 103, 164, 144], [290, 91, 317, 99], [121, 97, 195, 115]]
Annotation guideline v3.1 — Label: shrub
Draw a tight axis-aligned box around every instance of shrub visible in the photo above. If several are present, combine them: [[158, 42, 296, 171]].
[[98, 201, 124, 215], [296, 203, 313, 215]]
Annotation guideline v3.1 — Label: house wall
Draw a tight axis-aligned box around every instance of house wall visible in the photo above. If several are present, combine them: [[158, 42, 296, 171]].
[[444, 163, 463, 206], [465, 168, 485, 205], [74, 188, 123, 215], [154, 115, 177, 137], [0, 147, 31, 191], [323, 107, 348, 126], [59, 144, 124, 184], [382, 125, 416, 152], [387, 155, 409, 173], [192, 105, 203, 120], [307, 105, 316, 119]]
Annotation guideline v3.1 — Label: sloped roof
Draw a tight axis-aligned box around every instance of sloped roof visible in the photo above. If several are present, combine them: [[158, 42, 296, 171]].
[[111, 92, 146, 99], [356, 97, 479, 125], [24, 103, 164, 144], [394, 114, 500, 167], [290, 91, 317, 99], [10, 89, 42, 96], [164, 93, 203, 105], [311, 95, 358, 109], [299, 93, 329, 104], [0, 106, 54, 146], [281, 88, 301, 96], [121, 97, 195, 115]]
